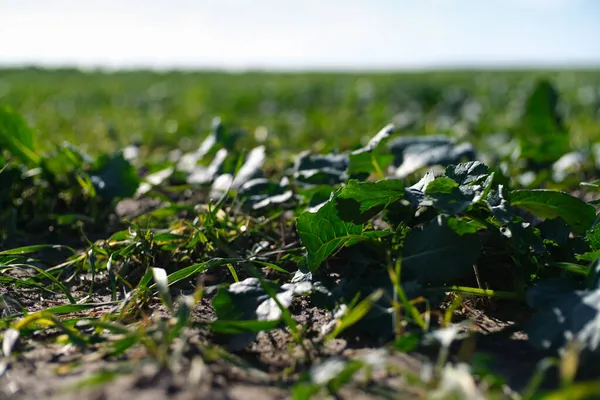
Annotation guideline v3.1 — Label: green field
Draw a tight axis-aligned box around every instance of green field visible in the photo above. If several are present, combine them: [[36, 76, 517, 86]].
[[2, 68, 600, 153], [2, 68, 600, 399]]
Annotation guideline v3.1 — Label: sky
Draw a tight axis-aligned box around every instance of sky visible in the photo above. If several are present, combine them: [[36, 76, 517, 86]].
[[0, 0, 599, 70]]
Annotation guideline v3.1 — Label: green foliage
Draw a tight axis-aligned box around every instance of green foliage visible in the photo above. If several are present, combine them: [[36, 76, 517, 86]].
[[511, 189, 596, 234], [297, 196, 388, 272], [0, 106, 40, 166], [3, 70, 600, 398], [403, 216, 481, 285], [526, 277, 600, 364], [518, 79, 569, 164], [91, 152, 141, 201], [336, 179, 404, 222]]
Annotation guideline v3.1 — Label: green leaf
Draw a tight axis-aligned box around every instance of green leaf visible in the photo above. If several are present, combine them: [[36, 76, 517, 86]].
[[90, 152, 141, 201], [511, 189, 595, 234], [526, 279, 600, 363], [157, 258, 241, 288], [0, 106, 40, 166], [238, 178, 295, 211], [335, 179, 404, 223], [298, 196, 379, 272], [293, 151, 349, 186], [388, 136, 475, 178], [348, 151, 394, 176], [0, 244, 71, 256], [211, 277, 293, 350], [212, 277, 282, 321], [577, 250, 600, 263], [445, 161, 489, 186], [518, 79, 568, 163], [425, 177, 474, 215], [403, 216, 481, 285], [587, 223, 600, 250], [348, 123, 396, 175], [446, 217, 483, 236], [486, 184, 513, 224]]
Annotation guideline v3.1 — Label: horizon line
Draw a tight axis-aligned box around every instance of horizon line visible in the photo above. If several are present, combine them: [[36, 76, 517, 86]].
[[1, 61, 600, 74]]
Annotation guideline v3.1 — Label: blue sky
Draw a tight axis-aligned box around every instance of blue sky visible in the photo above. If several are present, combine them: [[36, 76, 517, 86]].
[[1, 0, 599, 70]]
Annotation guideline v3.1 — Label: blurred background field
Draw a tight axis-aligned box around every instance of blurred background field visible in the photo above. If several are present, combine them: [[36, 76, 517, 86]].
[[1, 68, 600, 157]]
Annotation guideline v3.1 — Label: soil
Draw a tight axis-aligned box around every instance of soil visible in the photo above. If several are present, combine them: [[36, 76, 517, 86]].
[[1, 290, 556, 400], [0, 199, 561, 399]]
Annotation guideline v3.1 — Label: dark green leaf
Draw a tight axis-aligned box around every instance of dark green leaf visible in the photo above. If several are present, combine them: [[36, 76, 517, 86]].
[[445, 161, 489, 186], [511, 189, 595, 234], [388, 136, 476, 178], [294, 151, 348, 186], [518, 79, 568, 163], [425, 177, 475, 215], [446, 217, 483, 236], [0, 106, 40, 166], [403, 216, 481, 285], [335, 179, 404, 223], [348, 123, 396, 175], [486, 185, 513, 224], [298, 197, 381, 272], [526, 279, 600, 363], [90, 152, 140, 201]]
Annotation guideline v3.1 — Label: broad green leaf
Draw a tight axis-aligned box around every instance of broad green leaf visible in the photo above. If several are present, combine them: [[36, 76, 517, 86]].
[[526, 279, 600, 363], [41, 141, 91, 177], [238, 178, 295, 211], [403, 216, 481, 285], [518, 79, 568, 163], [511, 189, 595, 234], [293, 151, 349, 186], [335, 179, 404, 223], [211, 277, 288, 351], [348, 123, 396, 175], [90, 152, 140, 201], [486, 184, 513, 224], [0, 106, 40, 166], [298, 197, 380, 272], [425, 177, 474, 215], [445, 161, 489, 186], [348, 151, 394, 176], [446, 217, 483, 236], [388, 136, 475, 178], [212, 277, 279, 321], [352, 123, 396, 154]]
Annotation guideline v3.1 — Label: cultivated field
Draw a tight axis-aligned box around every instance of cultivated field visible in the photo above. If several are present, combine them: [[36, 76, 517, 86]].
[[2, 68, 600, 399]]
